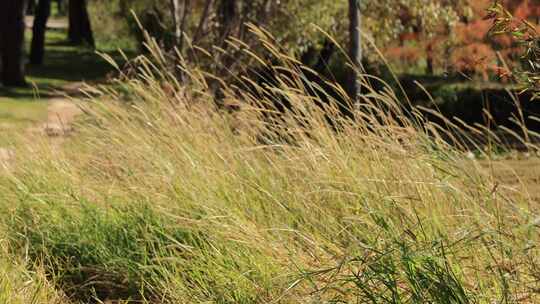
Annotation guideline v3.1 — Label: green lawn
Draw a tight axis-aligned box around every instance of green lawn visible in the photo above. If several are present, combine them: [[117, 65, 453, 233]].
[[0, 99, 47, 125], [0, 99, 47, 146]]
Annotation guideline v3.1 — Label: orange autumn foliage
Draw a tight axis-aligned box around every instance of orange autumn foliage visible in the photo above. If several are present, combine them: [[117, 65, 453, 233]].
[[383, 0, 540, 79]]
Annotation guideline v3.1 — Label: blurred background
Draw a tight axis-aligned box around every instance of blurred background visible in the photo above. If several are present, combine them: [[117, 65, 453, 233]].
[[2, 0, 540, 136]]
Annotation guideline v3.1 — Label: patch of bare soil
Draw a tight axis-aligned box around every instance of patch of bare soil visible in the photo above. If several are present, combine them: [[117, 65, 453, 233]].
[[28, 82, 86, 136], [25, 16, 67, 30], [481, 158, 540, 202], [1, 98, 82, 166], [0, 147, 14, 165], [40, 98, 83, 136]]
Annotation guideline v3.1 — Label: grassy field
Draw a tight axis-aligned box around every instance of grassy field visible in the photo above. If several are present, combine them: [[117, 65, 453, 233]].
[[0, 99, 47, 126], [1, 35, 540, 303]]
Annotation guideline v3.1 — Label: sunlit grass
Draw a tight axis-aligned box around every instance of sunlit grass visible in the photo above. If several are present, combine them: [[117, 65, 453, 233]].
[[0, 28, 539, 303], [0, 99, 47, 145], [0, 99, 46, 123]]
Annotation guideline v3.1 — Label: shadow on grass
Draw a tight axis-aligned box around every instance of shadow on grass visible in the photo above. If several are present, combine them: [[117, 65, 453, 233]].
[[0, 29, 135, 100], [28, 48, 125, 83]]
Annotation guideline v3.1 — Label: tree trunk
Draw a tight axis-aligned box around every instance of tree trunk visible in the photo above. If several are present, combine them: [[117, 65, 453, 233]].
[[68, 0, 94, 47], [169, 0, 190, 52], [0, 0, 28, 87], [192, 0, 213, 44], [426, 42, 434, 75], [56, 0, 66, 15], [27, 0, 36, 15], [30, 0, 52, 65], [170, 0, 183, 46], [218, 0, 237, 42], [348, 0, 361, 101], [68, 0, 80, 43]]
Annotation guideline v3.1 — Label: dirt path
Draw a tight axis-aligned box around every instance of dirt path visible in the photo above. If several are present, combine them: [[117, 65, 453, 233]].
[[25, 16, 67, 30], [481, 158, 540, 202], [39, 98, 83, 136], [0, 98, 81, 164], [0, 148, 14, 163]]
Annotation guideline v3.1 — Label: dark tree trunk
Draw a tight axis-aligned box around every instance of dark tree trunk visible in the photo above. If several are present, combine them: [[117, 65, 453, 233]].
[[192, 0, 213, 44], [426, 57, 434, 75], [216, 0, 237, 72], [27, 0, 36, 15], [30, 0, 52, 65], [68, 0, 80, 42], [218, 0, 237, 41], [68, 0, 94, 47], [56, 0, 66, 15], [348, 0, 361, 101], [0, 0, 28, 87], [426, 42, 434, 75]]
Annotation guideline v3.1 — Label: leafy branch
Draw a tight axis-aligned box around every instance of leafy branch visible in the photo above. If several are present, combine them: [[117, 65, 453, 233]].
[[487, 2, 540, 99]]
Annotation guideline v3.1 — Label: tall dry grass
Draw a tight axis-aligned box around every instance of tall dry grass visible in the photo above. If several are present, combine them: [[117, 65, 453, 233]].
[[0, 27, 539, 303]]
